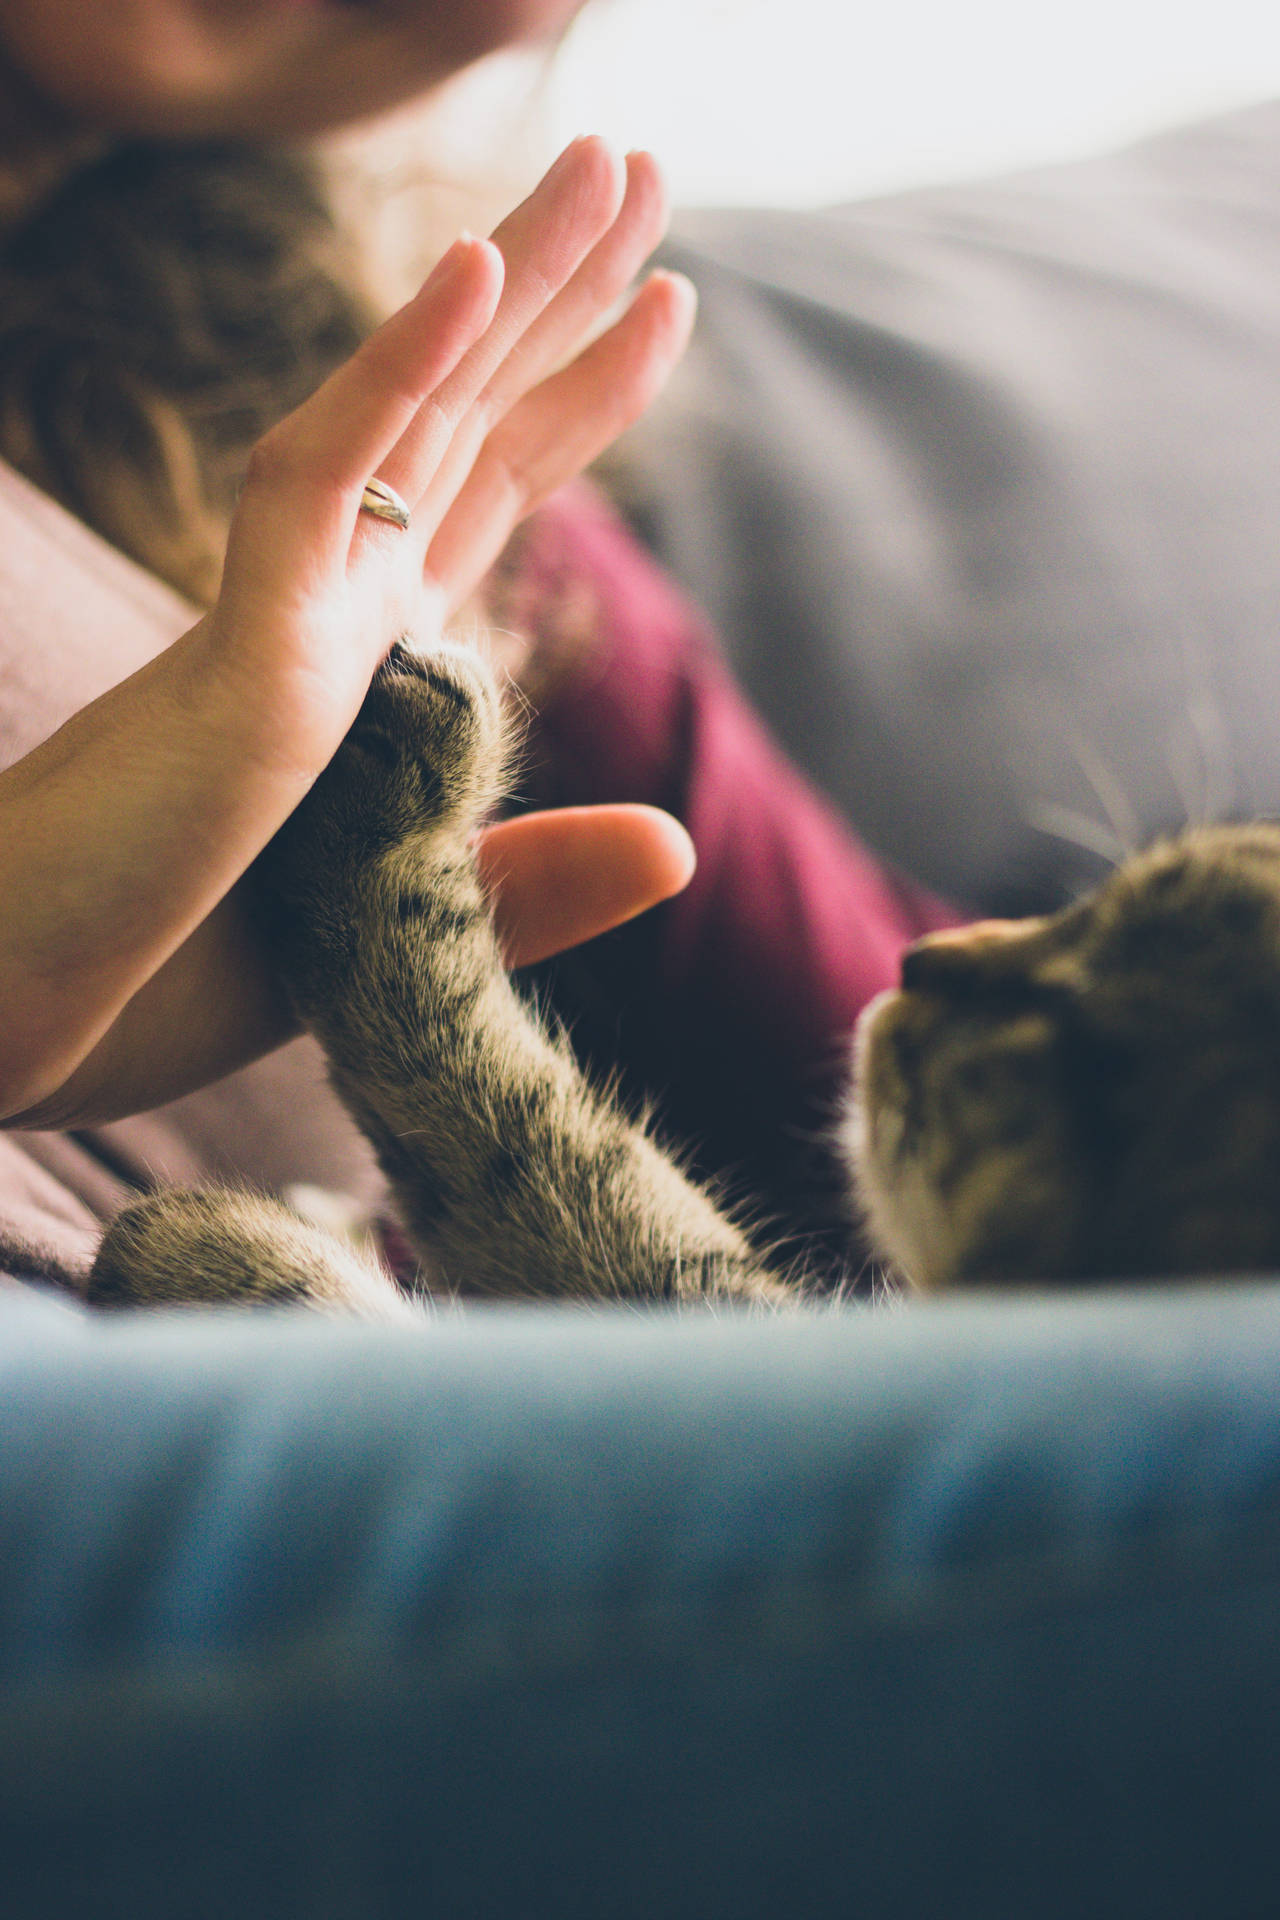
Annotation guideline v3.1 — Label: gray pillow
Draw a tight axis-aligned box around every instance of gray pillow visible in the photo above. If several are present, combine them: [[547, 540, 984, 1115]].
[[617, 100, 1280, 912]]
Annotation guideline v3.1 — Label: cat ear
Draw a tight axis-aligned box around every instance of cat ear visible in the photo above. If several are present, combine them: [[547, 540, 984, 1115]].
[[900, 915, 1095, 1000], [899, 917, 1050, 992]]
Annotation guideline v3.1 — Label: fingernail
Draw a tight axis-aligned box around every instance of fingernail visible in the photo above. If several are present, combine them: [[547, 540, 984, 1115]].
[[422, 232, 479, 295], [421, 242, 461, 295], [550, 133, 609, 177], [649, 268, 698, 310]]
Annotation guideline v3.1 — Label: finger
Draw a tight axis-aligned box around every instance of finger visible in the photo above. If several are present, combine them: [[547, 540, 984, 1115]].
[[401, 151, 669, 530], [426, 270, 697, 609], [476, 804, 697, 969], [486, 150, 669, 419], [220, 235, 504, 607], [373, 137, 627, 515]]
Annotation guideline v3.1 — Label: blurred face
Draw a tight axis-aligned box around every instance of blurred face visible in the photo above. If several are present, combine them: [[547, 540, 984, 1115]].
[[0, 0, 584, 139]]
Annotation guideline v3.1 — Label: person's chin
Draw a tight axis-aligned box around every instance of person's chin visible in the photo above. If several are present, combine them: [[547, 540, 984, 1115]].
[[0, 0, 589, 144]]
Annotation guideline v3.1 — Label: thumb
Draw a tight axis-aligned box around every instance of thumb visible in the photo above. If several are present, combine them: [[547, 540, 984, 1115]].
[[476, 804, 696, 968]]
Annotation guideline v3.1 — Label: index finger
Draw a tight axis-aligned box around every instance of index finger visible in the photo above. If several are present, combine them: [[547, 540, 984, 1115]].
[[222, 234, 506, 595]]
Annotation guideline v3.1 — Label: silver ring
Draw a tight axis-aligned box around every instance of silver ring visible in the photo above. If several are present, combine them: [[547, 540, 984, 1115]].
[[359, 477, 411, 530]]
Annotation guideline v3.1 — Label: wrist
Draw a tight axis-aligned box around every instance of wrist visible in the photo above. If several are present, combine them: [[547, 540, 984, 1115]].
[[3, 886, 298, 1130], [0, 617, 328, 1124], [186, 601, 384, 788]]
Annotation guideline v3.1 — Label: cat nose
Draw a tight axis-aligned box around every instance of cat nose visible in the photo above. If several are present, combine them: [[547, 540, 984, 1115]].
[[899, 920, 1028, 992]]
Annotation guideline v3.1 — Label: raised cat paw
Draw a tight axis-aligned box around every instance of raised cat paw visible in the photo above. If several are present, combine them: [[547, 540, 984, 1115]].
[[253, 639, 508, 1012], [346, 639, 507, 840], [297, 637, 504, 856]]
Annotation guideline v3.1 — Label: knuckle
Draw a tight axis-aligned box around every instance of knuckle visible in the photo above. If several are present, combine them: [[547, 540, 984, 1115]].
[[414, 390, 456, 451], [243, 431, 295, 490], [490, 442, 533, 510], [245, 429, 348, 503], [463, 454, 538, 543]]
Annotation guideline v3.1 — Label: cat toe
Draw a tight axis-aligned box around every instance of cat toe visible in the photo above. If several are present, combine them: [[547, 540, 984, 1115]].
[[351, 638, 508, 834]]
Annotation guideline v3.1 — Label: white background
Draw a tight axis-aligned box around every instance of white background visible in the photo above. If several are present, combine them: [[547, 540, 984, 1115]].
[[538, 0, 1280, 205]]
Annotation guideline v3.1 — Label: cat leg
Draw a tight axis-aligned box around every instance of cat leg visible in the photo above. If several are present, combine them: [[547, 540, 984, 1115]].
[[256, 643, 792, 1308], [87, 1186, 421, 1321]]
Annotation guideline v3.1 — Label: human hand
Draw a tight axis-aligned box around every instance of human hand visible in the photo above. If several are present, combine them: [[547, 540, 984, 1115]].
[[0, 139, 698, 1125], [201, 136, 695, 768]]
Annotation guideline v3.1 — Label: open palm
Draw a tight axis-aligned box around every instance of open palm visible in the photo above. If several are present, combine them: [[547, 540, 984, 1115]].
[[208, 137, 695, 772]]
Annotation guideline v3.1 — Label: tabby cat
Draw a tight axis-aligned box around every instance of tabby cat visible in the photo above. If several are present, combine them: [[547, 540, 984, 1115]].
[[87, 638, 1280, 1313], [850, 821, 1280, 1291]]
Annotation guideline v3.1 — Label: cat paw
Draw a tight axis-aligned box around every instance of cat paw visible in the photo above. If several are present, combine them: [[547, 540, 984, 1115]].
[[341, 639, 507, 844], [255, 639, 507, 959], [87, 1187, 421, 1321]]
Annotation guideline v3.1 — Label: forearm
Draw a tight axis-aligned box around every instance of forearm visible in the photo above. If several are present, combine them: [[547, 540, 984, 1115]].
[[5, 887, 296, 1130], [0, 622, 322, 1121]]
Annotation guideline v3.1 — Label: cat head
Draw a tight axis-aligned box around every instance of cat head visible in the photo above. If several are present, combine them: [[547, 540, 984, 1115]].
[[845, 823, 1280, 1291]]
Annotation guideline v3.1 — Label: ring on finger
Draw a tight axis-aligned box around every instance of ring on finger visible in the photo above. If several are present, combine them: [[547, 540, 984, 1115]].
[[360, 477, 412, 531]]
